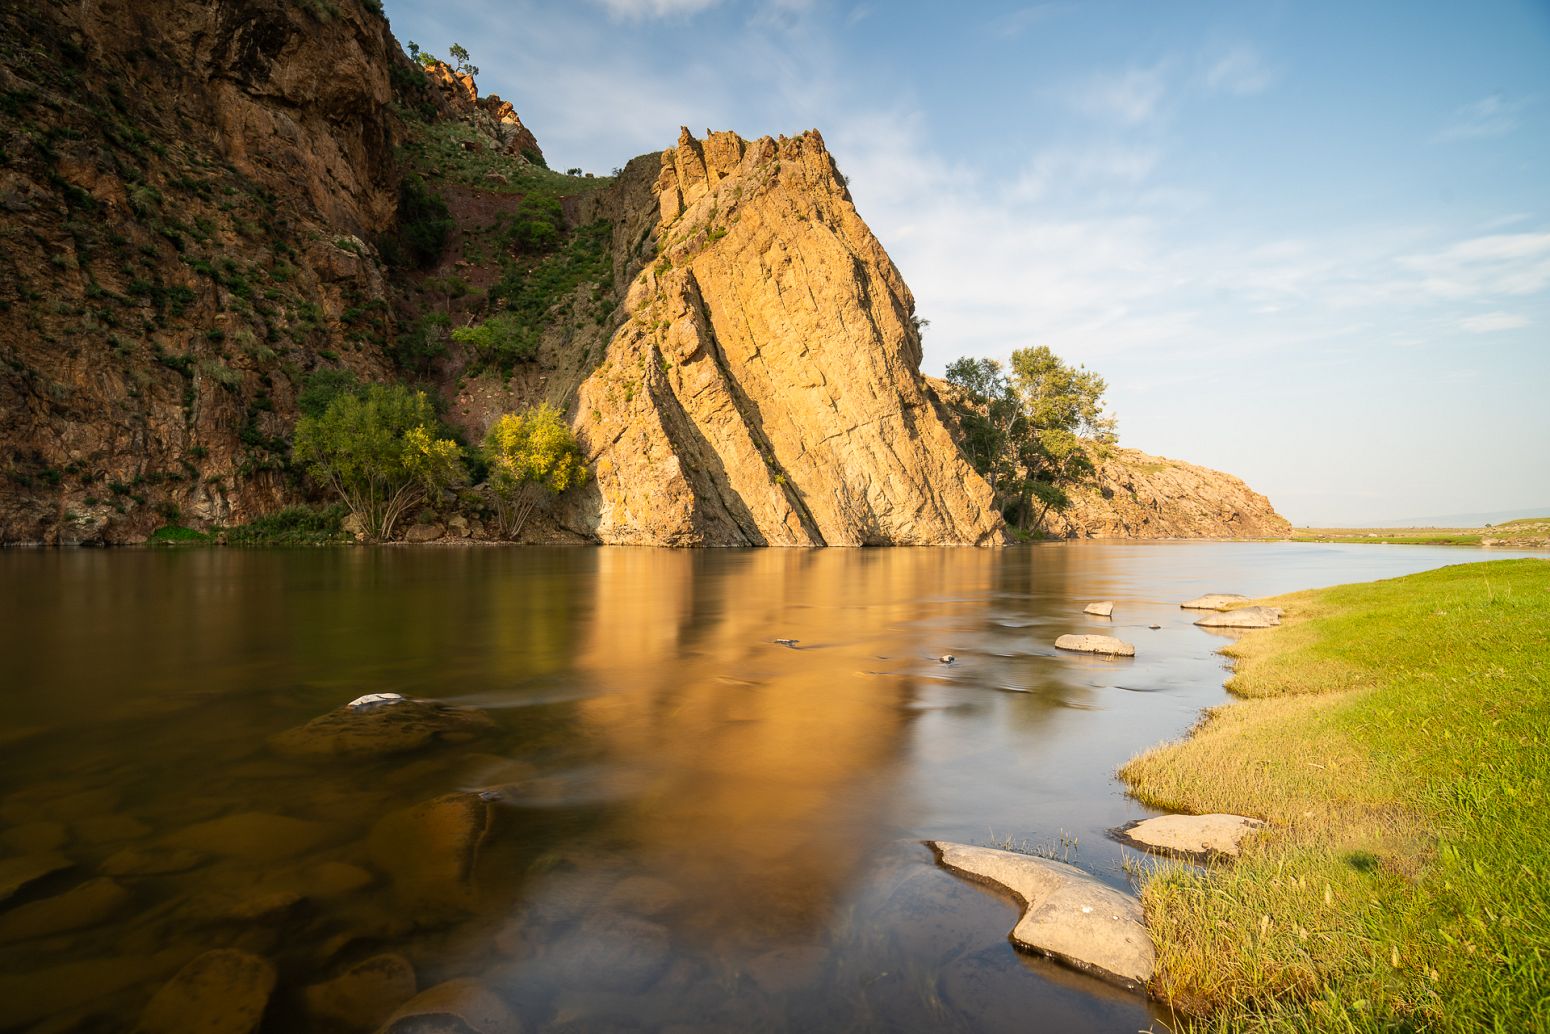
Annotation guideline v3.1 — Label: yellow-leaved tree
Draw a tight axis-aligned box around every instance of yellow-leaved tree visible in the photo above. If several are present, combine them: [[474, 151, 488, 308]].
[[481, 403, 588, 540]]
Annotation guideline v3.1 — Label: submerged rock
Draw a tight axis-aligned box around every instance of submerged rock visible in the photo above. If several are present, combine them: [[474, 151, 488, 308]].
[[1114, 814, 1265, 861], [1179, 593, 1251, 611], [374, 978, 518, 1034], [0, 877, 129, 943], [0, 852, 73, 904], [1083, 601, 1114, 617], [928, 841, 1153, 990], [135, 948, 276, 1034], [305, 953, 417, 1032], [1193, 606, 1282, 629], [100, 845, 206, 877], [368, 792, 495, 914], [271, 696, 495, 758], [1054, 634, 1135, 657], [163, 811, 331, 864]]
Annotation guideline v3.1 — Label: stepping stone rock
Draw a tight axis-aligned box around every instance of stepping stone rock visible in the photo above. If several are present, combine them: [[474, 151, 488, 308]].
[[136, 949, 276, 1034], [0, 877, 129, 943], [0, 852, 73, 904], [1114, 814, 1266, 861], [928, 841, 1153, 990], [1083, 602, 1114, 617], [1193, 606, 1282, 629], [1054, 634, 1135, 657], [368, 792, 495, 915], [305, 953, 417, 1032], [375, 978, 518, 1034], [270, 697, 495, 758], [1179, 593, 1251, 611]]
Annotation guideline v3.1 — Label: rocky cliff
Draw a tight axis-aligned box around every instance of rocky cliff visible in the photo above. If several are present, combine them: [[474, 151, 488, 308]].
[[1040, 446, 1292, 539], [564, 130, 1003, 546]]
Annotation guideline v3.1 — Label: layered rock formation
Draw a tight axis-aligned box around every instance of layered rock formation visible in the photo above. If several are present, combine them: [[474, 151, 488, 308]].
[[566, 130, 1004, 546], [1043, 446, 1291, 540]]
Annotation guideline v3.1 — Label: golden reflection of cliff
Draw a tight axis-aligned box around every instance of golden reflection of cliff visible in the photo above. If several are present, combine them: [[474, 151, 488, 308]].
[[570, 548, 999, 946]]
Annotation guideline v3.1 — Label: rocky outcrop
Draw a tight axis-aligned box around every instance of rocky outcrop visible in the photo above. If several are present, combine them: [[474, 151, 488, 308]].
[[1054, 634, 1135, 656], [423, 61, 543, 165], [1045, 446, 1291, 540], [566, 130, 1005, 546], [1194, 606, 1281, 629], [1114, 814, 1265, 861]]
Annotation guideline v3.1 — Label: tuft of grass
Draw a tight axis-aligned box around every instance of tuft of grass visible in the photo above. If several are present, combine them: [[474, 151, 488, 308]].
[[147, 524, 209, 545], [1120, 559, 1550, 1030]]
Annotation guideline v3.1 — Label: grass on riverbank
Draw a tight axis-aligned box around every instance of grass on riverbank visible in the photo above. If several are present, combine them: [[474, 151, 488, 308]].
[[1119, 559, 1550, 1031], [1292, 516, 1550, 547]]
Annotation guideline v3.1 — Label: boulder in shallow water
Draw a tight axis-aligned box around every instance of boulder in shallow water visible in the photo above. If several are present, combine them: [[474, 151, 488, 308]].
[[374, 978, 518, 1034], [135, 948, 276, 1034], [368, 792, 495, 915], [403, 522, 446, 543], [305, 953, 417, 1032], [1083, 601, 1114, 617], [0, 852, 72, 904], [1179, 593, 1250, 611], [100, 845, 206, 877], [0, 877, 129, 943], [1054, 634, 1135, 657], [1193, 606, 1281, 629], [928, 841, 1153, 990], [270, 696, 495, 758], [163, 811, 330, 864], [1114, 814, 1265, 861]]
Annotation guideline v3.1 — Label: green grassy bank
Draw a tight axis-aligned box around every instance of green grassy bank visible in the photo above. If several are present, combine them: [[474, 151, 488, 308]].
[[1120, 559, 1550, 1031]]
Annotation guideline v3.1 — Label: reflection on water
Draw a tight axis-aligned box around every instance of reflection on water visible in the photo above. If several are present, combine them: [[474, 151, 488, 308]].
[[0, 542, 1539, 1032]]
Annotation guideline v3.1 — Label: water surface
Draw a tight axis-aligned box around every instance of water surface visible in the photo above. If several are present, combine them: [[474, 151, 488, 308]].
[[1, 542, 1539, 1032]]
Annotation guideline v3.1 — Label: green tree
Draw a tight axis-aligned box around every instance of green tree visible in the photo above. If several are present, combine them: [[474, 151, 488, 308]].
[[293, 384, 465, 541], [945, 345, 1117, 534], [481, 403, 588, 540], [452, 312, 539, 374], [447, 42, 479, 77]]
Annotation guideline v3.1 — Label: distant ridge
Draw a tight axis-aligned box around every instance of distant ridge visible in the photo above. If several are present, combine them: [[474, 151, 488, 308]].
[[1367, 507, 1550, 528]]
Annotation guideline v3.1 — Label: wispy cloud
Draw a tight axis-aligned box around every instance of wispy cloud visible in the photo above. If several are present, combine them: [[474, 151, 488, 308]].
[[1399, 232, 1550, 299], [1434, 94, 1528, 142], [590, 0, 719, 19], [988, 4, 1064, 39], [1071, 63, 1170, 125], [1459, 311, 1530, 333], [1204, 44, 1274, 95]]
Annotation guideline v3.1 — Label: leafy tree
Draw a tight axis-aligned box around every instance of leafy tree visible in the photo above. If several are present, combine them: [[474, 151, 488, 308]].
[[297, 368, 362, 419], [389, 176, 452, 269], [945, 345, 1117, 534], [447, 42, 479, 77], [293, 384, 465, 541], [481, 404, 588, 539], [395, 312, 451, 374], [452, 312, 539, 374]]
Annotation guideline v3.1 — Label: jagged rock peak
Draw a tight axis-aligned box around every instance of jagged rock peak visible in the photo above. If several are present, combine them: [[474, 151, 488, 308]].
[[421, 60, 543, 165], [566, 127, 1005, 546]]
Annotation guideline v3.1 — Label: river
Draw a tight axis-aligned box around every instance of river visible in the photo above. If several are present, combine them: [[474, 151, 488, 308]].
[[1, 542, 1541, 1032]]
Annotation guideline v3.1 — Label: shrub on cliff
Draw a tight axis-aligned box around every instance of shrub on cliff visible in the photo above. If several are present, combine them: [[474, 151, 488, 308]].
[[294, 384, 464, 541], [481, 404, 588, 540], [452, 312, 539, 374], [385, 175, 453, 269]]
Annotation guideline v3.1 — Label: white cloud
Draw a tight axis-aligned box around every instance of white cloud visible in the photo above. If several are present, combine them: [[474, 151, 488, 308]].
[[1399, 232, 1550, 300], [1459, 311, 1530, 333], [988, 4, 1064, 39], [1204, 44, 1274, 95], [591, 0, 720, 19], [1010, 145, 1160, 202], [1434, 94, 1528, 142], [1071, 63, 1169, 125]]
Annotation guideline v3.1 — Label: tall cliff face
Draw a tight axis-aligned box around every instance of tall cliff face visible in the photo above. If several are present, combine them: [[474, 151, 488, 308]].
[[565, 130, 1005, 546], [0, 0, 406, 543]]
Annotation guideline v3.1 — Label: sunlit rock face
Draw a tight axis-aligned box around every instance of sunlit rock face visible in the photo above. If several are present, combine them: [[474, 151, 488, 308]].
[[566, 129, 1007, 547]]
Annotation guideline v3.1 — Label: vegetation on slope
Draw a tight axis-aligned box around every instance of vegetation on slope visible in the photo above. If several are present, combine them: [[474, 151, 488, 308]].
[[1120, 559, 1550, 1030]]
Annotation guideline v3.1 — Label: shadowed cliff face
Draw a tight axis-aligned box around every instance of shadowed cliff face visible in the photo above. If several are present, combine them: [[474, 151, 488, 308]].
[[566, 130, 1006, 547]]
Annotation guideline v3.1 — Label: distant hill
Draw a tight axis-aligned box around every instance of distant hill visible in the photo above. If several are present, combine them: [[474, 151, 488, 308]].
[[1368, 507, 1550, 528]]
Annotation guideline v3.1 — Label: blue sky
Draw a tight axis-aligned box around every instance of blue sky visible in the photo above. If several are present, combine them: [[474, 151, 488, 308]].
[[384, 0, 1550, 525]]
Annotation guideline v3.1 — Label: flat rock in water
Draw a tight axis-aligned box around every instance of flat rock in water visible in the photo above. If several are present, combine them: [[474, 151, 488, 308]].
[[164, 811, 330, 864], [928, 841, 1153, 990], [305, 953, 417, 1032], [1083, 601, 1114, 617], [136, 948, 276, 1034], [0, 877, 129, 943], [270, 697, 495, 758], [1054, 634, 1135, 657], [375, 978, 518, 1034], [1114, 814, 1265, 861], [100, 845, 206, 877], [1193, 606, 1282, 629], [1179, 593, 1251, 611], [0, 852, 72, 904], [368, 792, 495, 915]]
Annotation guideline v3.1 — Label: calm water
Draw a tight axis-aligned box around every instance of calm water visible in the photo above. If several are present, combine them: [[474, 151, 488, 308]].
[[0, 542, 1541, 1032]]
